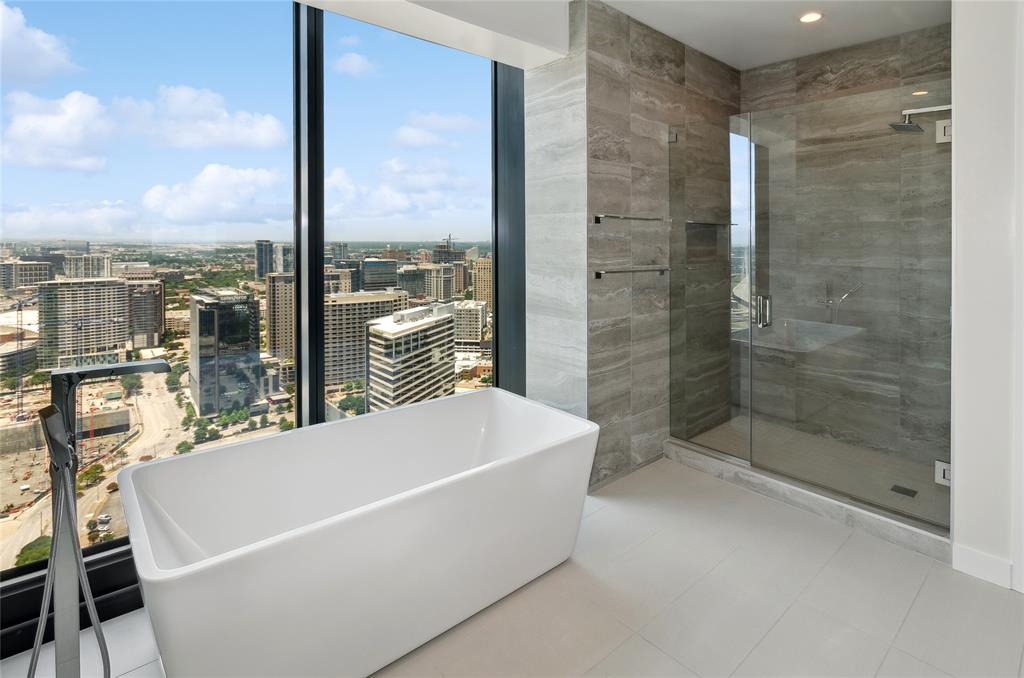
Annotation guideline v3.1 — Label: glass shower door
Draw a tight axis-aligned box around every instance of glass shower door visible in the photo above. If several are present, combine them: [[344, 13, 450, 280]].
[[668, 116, 753, 462], [744, 97, 951, 528]]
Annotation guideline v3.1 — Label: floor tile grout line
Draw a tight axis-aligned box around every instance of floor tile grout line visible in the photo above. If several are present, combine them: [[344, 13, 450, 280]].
[[726, 529, 855, 678], [579, 631, 637, 676], [886, 557, 935, 659]]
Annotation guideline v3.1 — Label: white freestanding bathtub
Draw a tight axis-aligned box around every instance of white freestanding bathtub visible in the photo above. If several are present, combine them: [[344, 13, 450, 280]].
[[119, 388, 599, 677]]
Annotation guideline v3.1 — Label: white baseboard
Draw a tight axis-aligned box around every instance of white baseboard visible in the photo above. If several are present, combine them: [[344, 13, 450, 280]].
[[952, 543, 1014, 588]]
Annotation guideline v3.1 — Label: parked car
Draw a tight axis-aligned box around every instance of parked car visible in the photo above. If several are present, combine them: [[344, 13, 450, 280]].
[[97, 514, 112, 524]]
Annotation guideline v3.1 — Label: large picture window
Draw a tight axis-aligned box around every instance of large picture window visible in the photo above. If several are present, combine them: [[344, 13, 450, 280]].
[[1, 1, 522, 656]]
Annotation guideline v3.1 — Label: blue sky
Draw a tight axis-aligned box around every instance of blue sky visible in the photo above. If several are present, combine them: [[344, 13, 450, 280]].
[[1, 1, 492, 243]]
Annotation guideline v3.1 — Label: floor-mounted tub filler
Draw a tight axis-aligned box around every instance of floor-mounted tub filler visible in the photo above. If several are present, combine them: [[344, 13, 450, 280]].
[[119, 389, 599, 677]]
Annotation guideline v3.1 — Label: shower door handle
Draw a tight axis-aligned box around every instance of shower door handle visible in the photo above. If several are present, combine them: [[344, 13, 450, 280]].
[[756, 295, 772, 328]]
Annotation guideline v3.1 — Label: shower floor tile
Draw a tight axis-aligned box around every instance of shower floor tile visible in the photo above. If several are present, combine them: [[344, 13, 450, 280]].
[[690, 415, 949, 526], [5, 459, 1020, 678]]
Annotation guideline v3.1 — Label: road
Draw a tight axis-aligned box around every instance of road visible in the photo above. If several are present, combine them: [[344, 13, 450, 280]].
[[0, 371, 186, 568]]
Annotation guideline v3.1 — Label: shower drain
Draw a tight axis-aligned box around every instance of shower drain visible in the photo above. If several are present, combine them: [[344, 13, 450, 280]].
[[890, 484, 919, 498]]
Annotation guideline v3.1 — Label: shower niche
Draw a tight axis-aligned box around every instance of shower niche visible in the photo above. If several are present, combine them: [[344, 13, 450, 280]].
[[669, 24, 952, 528]]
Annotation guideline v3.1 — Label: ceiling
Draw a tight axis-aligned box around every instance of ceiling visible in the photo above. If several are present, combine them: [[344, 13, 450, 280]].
[[603, 0, 951, 70]]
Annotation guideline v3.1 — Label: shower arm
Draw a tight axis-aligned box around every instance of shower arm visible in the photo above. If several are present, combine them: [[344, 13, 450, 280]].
[[900, 104, 952, 117]]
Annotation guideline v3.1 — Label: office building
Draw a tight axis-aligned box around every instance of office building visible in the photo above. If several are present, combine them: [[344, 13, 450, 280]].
[[0, 260, 52, 291], [335, 260, 362, 291], [465, 246, 480, 262], [189, 288, 261, 417], [454, 300, 487, 350], [423, 264, 455, 302], [255, 240, 274, 281], [165, 309, 190, 335], [397, 265, 426, 297], [127, 280, 164, 349], [330, 242, 349, 261], [472, 257, 493, 310], [366, 303, 456, 412], [273, 243, 294, 274], [266, 273, 294, 364], [37, 278, 129, 368], [452, 261, 467, 294], [361, 258, 399, 291], [324, 266, 353, 294], [323, 289, 408, 387], [64, 254, 112, 279]]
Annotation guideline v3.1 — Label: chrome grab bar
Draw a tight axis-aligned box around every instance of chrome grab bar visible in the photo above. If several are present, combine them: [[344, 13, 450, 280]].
[[593, 214, 671, 224], [594, 266, 671, 279]]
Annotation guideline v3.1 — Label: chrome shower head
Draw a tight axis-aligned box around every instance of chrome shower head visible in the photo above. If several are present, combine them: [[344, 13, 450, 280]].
[[889, 113, 923, 133]]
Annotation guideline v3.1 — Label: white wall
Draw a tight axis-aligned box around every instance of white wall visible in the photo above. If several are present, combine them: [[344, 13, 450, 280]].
[[950, 0, 1024, 590], [1014, 0, 1024, 594], [304, 0, 568, 69]]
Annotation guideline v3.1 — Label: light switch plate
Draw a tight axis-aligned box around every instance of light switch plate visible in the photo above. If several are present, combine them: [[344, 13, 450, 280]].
[[935, 460, 951, 486], [936, 119, 952, 143]]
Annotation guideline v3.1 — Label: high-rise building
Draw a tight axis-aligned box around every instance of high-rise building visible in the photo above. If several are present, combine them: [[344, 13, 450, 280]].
[[323, 290, 408, 387], [423, 263, 455, 302], [127, 280, 164, 349], [397, 265, 426, 297], [381, 247, 408, 261], [255, 240, 274, 281], [472, 257, 493, 310], [37, 278, 129, 368], [361, 258, 398, 291], [330, 242, 349, 261], [273, 243, 294, 274], [64, 254, 112, 279], [454, 300, 488, 350], [324, 266, 353, 294], [189, 288, 261, 417], [465, 246, 480, 262], [0, 260, 52, 290], [452, 261, 467, 294], [432, 239, 465, 264], [366, 303, 456, 412], [266, 273, 294, 364], [335, 260, 362, 291]]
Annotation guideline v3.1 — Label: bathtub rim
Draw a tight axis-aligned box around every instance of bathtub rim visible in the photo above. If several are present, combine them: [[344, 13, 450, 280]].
[[119, 388, 599, 582]]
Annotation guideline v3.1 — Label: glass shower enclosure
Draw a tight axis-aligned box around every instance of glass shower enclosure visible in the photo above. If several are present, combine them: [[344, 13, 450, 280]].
[[669, 99, 952, 529]]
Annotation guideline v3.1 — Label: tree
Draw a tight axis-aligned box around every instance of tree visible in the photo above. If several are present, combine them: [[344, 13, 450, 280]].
[[279, 419, 294, 432], [206, 428, 222, 441], [86, 519, 98, 531], [1, 375, 17, 391], [106, 482, 119, 492], [15, 536, 51, 567], [176, 441, 194, 454], [132, 349, 143, 360], [77, 464, 105, 489], [28, 371, 48, 386], [165, 371, 181, 391], [284, 383, 295, 395], [480, 375, 493, 385], [121, 373, 143, 396], [275, 404, 286, 414], [247, 418, 257, 431], [193, 427, 208, 444], [259, 414, 269, 429]]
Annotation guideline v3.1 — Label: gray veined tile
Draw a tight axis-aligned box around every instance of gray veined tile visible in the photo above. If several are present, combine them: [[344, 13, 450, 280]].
[[628, 17, 686, 87], [894, 563, 1024, 678], [733, 601, 889, 678], [585, 635, 697, 677]]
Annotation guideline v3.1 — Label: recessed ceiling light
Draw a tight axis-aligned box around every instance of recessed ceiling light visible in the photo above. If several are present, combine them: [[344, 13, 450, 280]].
[[911, 90, 929, 96], [800, 11, 823, 23]]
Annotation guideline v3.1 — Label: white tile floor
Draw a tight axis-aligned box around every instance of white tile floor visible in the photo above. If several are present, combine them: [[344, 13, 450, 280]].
[[5, 458, 1023, 678]]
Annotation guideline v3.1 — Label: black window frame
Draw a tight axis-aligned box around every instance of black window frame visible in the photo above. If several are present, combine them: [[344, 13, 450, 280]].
[[0, 2, 524, 658]]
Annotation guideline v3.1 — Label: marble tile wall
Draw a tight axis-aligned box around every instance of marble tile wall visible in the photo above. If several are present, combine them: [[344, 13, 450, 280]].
[[585, 0, 739, 485], [739, 24, 951, 466], [524, 1, 589, 418]]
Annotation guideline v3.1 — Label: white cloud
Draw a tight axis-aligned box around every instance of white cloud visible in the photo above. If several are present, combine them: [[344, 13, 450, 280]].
[[333, 52, 375, 77], [408, 112, 479, 131], [143, 164, 285, 224], [114, 85, 285, 148], [325, 157, 484, 222], [338, 35, 361, 46], [1, 91, 113, 170], [2, 201, 135, 237], [0, 2, 77, 84], [394, 125, 447, 148]]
